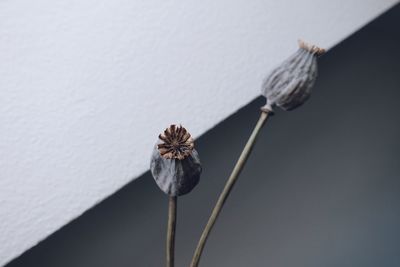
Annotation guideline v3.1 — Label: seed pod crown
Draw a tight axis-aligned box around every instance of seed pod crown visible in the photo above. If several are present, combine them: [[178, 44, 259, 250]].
[[157, 124, 194, 160]]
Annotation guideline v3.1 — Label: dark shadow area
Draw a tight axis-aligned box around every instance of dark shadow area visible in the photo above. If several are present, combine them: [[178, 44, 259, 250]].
[[6, 4, 400, 267]]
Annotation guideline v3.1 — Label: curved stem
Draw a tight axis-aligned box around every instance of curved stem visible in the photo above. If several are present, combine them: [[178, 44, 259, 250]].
[[190, 110, 271, 267], [167, 196, 177, 267]]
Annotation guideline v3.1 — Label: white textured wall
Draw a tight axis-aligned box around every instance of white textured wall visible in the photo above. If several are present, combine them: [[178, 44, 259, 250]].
[[0, 0, 397, 265]]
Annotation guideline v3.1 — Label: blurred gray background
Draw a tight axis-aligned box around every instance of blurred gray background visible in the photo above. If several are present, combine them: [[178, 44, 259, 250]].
[[6, 4, 400, 267]]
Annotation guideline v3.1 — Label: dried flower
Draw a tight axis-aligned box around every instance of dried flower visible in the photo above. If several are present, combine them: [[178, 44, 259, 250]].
[[261, 40, 325, 112], [150, 125, 202, 196]]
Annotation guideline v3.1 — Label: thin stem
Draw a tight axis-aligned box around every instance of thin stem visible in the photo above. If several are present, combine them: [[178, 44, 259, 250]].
[[190, 110, 271, 267], [167, 196, 177, 267]]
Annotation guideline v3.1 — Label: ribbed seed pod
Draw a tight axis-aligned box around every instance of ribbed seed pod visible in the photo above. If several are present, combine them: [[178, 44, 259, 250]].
[[150, 125, 202, 196], [261, 40, 325, 112]]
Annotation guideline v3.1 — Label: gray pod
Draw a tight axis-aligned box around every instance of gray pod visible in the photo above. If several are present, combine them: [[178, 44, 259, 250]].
[[150, 146, 202, 196], [261, 42, 323, 112]]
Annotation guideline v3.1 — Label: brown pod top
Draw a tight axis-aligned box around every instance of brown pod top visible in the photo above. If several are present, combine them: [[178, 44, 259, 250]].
[[150, 125, 202, 196], [261, 40, 325, 112], [157, 124, 194, 160]]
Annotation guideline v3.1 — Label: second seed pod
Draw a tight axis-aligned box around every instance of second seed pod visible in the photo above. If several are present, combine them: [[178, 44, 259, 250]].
[[150, 125, 202, 196], [261, 40, 325, 112]]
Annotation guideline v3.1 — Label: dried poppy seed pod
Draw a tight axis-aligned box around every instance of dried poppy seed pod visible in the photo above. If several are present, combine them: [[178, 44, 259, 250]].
[[261, 40, 325, 112], [150, 125, 202, 196]]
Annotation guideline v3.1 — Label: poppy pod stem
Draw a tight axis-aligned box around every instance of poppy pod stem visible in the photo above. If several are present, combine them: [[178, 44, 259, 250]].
[[167, 196, 177, 267], [190, 110, 271, 267]]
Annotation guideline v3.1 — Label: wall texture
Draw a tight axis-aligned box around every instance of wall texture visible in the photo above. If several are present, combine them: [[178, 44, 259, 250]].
[[0, 0, 398, 265]]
